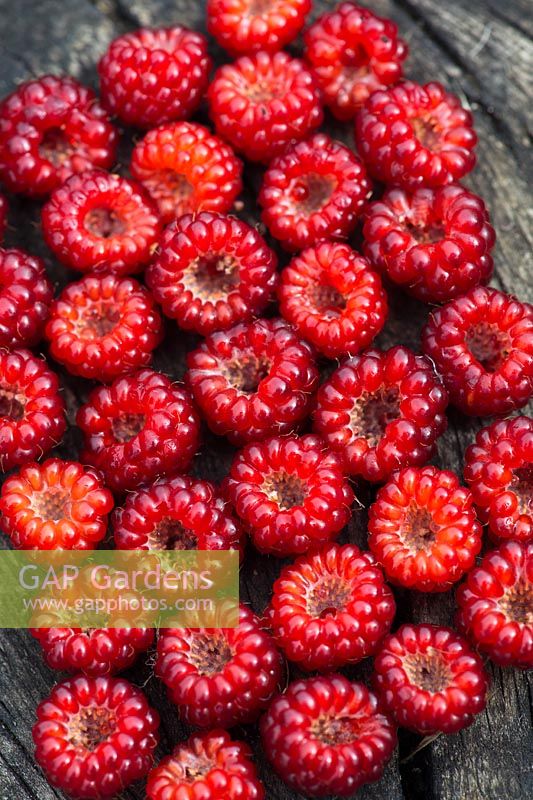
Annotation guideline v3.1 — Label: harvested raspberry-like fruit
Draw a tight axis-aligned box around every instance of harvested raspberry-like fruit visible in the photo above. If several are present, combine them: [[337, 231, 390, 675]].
[[146, 729, 265, 800], [314, 346, 448, 482], [224, 434, 353, 556], [422, 287, 533, 416], [0, 193, 7, 240], [0, 349, 65, 472], [146, 212, 278, 336], [0, 76, 117, 197], [259, 133, 371, 251], [0, 248, 53, 348], [304, 1, 408, 120], [368, 466, 482, 592], [278, 242, 387, 359], [355, 81, 477, 188], [186, 318, 318, 445], [33, 675, 159, 799], [363, 185, 495, 304], [156, 604, 283, 728], [207, 0, 311, 56], [373, 623, 489, 734], [77, 368, 200, 492], [130, 121, 243, 224], [45, 274, 162, 382], [261, 674, 396, 797], [98, 26, 211, 129], [208, 51, 323, 163], [464, 416, 533, 543], [42, 170, 162, 275], [456, 540, 533, 669]]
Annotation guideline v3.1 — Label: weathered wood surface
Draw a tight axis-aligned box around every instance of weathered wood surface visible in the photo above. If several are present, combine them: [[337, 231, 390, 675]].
[[0, 1, 532, 798]]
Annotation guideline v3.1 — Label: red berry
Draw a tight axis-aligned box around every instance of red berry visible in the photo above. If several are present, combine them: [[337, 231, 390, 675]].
[[314, 346, 448, 482], [33, 675, 159, 799], [278, 241, 387, 359], [146, 212, 278, 336], [304, 1, 408, 120], [155, 604, 283, 728], [98, 26, 211, 129], [373, 623, 489, 734], [421, 287, 533, 416], [0, 458, 112, 549], [42, 170, 162, 275], [0, 349, 66, 471], [259, 133, 371, 251], [224, 434, 353, 556], [130, 121, 243, 224], [208, 51, 323, 163], [207, 0, 311, 56], [77, 368, 200, 493], [45, 274, 163, 383], [456, 540, 533, 669], [0, 192, 7, 240], [186, 318, 318, 445], [363, 185, 495, 304], [368, 466, 482, 592], [260, 674, 397, 797], [0, 76, 117, 197], [0, 248, 53, 347], [355, 81, 477, 188], [464, 416, 533, 543]]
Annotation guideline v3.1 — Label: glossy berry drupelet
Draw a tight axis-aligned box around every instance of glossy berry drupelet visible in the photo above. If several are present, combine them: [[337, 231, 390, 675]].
[[268, 543, 395, 671], [261, 674, 397, 797], [355, 81, 477, 188], [146, 729, 265, 800], [208, 51, 323, 163], [207, 0, 311, 56], [98, 26, 211, 129], [146, 212, 278, 336], [259, 133, 371, 251], [224, 434, 353, 556], [130, 121, 243, 224], [422, 287, 533, 416], [0, 193, 7, 240], [45, 274, 162, 383], [33, 675, 159, 799], [314, 346, 448, 482], [373, 623, 489, 734], [456, 540, 533, 669], [278, 242, 387, 359], [304, 1, 408, 120], [0, 248, 53, 348], [363, 185, 495, 304], [0, 75, 117, 196], [42, 170, 162, 275], [155, 604, 283, 728], [464, 416, 533, 543]]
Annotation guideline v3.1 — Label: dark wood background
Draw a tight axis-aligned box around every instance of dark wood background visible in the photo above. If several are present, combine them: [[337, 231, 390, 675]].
[[0, 1, 531, 798]]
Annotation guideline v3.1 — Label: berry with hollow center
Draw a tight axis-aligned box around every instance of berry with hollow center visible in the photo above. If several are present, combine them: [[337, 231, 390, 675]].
[[363, 185, 495, 304], [208, 50, 323, 163], [186, 318, 318, 445], [259, 133, 371, 251], [278, 241, 387, 359], [0, 193, 7, 240], [33, 675, 159, 799], [355, 81, 477, 188], [260, 674, 397, 797], [373, 623, 489, 734], [304, 1, 408, 120], [313, 346, 448, 482], [0, 248, 53, 348], [0, 75, 117, 197], [130, 121, 243, 224], [42, 170, 162, 275], [207, 0, 311, 56], [456, 540, 533, 669], [98, 26, 211, 129], [421, 287, 533, 416], [146, 212, 278, 336]]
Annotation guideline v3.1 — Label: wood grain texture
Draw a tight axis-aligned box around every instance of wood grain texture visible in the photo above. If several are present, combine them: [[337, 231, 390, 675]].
[[0, 1, 531, 799]]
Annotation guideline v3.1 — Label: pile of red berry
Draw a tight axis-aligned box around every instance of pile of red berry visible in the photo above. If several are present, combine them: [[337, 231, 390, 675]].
[[0, 2, 531, 799]]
